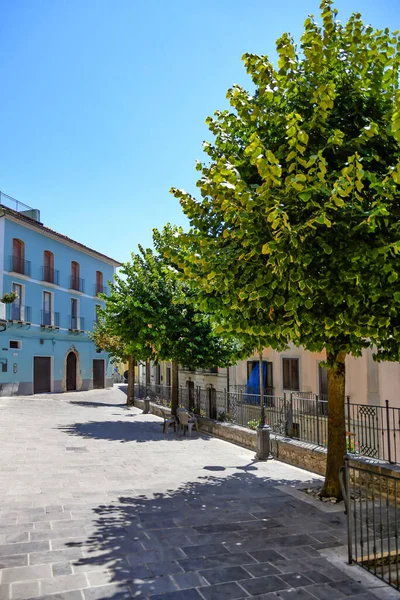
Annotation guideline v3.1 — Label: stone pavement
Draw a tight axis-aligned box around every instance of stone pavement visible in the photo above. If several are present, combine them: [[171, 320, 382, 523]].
[[0, 386, 395, 600]]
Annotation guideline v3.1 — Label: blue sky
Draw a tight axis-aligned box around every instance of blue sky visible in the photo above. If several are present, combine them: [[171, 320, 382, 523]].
[[1, 0, 399, 263]]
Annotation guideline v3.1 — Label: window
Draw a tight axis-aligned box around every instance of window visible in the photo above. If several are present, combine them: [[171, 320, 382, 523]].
[[43, 251, 54, 283], [71, 261, 80, 291], [11, 283, 22, 320], [282, 358, 300, 390], [71, 298, 78, 329], [9, 341, 21, 349], [43, 292, 52, 326], [247, 360, 273, 393], [0, 359, 7, 373], [12, 239, 25, 274], [95, 271, 103, 295]]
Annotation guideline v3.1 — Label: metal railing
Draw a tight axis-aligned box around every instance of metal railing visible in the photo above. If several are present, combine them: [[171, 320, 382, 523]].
[[40, 310, 60, 327], [342, 459, 400, 591], [41, 266, 60, 285], [9, 255, 31, 276], [134, 382, 400, 465], [0, 191, 35, 213], [7, 304, 31, 323], [70, 276, 85, 293], [94, 284, 108, 296], [69, 315, 85, 331], [346, 399, 400, 465]]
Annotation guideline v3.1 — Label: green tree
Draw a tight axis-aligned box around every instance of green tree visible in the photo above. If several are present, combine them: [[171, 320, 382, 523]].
[[171, 1, 400, 498], [98, 232, 242, 415]]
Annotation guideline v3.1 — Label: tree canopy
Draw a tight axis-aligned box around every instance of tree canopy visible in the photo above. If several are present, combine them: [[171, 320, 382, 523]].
[[170, 0, 400, 496]]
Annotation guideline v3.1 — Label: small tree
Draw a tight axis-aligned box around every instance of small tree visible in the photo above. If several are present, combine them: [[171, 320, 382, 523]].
[[171, 1, 400, 498]]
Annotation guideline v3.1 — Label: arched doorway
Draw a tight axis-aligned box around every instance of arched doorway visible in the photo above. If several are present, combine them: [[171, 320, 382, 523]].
[[66, 352, 77, 391]]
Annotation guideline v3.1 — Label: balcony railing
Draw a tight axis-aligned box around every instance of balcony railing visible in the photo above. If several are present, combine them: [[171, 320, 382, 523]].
[[40, 310, 60, 328], [41, 266, 60, 285], [69, 315, 85, 331], [9, 255, 31, 277], [7, 304, 31, 323], [94, 284, 107, 296], [70, 276, 85, 293]]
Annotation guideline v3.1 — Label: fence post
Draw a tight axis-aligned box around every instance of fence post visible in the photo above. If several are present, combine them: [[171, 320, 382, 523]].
[[385, 399, 393, 464], [315, 394, 320, 446], [225, 388, 229, 415], [346, 395, 351, 453], [344, 457, 353, 564], [240, 389, 243, 426], [286, 393, 293, 438]]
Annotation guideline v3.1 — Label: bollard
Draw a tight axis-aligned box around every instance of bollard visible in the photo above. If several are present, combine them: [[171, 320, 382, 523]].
[[255, 424, 272, 461], [143, 397, 150, 415]]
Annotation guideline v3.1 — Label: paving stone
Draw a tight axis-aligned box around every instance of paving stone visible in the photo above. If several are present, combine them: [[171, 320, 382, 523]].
[[0, 585, 10, 600], [328, 580, 370, 596], [199, 565, 251, 585], [39, 574, 88, 596], [279, 572, 314, 588], [0, 555, 28, 570], [249, 549, 286, 563], [10, 580, 40, 599], [198, 581, 246, 600], [305, 583, 346, 600], [83, 583, 131, 599], [171, 571, 207, 590], [301, 570, 333, 584], [147, 561, 184, 577], [52, 562, 75, 577], [243, 562, 280, 577], [240, 574, 290, 595], [130, 574, 178, 597], [180, 543, 228, 558], [1, 563, 52, 584]]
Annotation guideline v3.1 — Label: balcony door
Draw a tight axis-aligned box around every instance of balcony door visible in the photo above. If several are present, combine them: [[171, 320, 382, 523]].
[[71, 261, 80, 291], [12, 239, 24, 274], [11, 283, 22, 320], [71, 298, 78, 330], [44, 251, 54, 283], [43, 292, 52, 326]]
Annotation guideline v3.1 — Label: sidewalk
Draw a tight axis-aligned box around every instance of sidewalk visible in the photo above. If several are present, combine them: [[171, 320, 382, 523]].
[[0, 386, 396, 599]]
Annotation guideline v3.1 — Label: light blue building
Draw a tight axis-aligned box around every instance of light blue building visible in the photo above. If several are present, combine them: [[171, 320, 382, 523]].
[[0, 192, 120, 396]]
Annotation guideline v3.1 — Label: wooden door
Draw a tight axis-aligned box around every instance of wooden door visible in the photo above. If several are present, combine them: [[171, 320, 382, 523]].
[[93, 359, 105, 389], [34, 357, 51, 394], [66, 352, 77, 391]]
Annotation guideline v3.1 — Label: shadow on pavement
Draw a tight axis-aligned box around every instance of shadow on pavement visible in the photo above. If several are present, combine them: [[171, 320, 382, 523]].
[[58, 419, 209, 443], [68, 401, 130, 409], [65, 470, 350, 600]]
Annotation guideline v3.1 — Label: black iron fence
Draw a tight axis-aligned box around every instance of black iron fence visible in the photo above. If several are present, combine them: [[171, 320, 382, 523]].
[[133, 382, 400, 465], [341, 460, 400, 591]]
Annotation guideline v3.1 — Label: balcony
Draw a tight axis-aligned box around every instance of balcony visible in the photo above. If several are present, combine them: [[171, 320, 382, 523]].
[[9, 255, 31, 277], [94, 284, 108, 297], [70, 276, 85, 293], [41, 266, 60, 285], [69, 315, 85, 332], [7, 304, 31, 323], [40, 310, 60, 329]]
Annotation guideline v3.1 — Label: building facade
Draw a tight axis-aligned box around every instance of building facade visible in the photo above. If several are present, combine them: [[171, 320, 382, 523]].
[[0, 196, 119, 396]]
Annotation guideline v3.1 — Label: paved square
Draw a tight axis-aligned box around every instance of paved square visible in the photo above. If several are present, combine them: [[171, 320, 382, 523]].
[[0, 386, 389, 599]]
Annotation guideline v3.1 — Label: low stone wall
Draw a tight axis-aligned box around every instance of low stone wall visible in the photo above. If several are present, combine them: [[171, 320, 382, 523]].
[[133, 397, 327, 475]]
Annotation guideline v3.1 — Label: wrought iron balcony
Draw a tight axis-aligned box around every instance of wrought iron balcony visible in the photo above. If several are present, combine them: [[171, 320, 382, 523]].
[[40, 310, 60, 328], [9, 255, 31, 276], [7, 304, 31, 323], [69, 315, 85, 331], [70, 276, 85, 293], [41, 266, 60, 285], [94, 284, 107, 296]]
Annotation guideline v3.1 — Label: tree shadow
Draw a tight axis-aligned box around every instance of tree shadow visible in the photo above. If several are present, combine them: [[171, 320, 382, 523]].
[[62, 470, 351, 599], [69, 401, 130, 409], [58, 419, 209, 443]]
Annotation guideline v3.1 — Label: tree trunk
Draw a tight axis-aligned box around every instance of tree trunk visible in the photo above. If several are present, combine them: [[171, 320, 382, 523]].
[[321, 351, 346, 500], [171, 360, 179, 416], [259, 351, 265, 426], [126, 355, 135, 406]]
